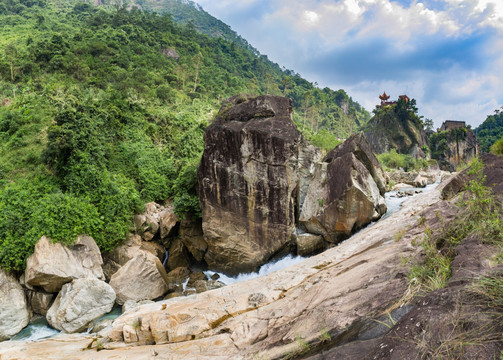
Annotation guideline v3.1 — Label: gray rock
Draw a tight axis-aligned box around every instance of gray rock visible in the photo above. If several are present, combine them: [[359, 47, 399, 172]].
[[0, 269, 30, 341], [299, 133, 387, 243], [24, 235, 104, 293], [46, 278, 115, 333], [295, 233, 326, 256]]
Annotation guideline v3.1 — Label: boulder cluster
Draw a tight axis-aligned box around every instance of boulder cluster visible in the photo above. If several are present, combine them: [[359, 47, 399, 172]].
[[198, 95, 387, 274], [0, 95, 389, 340], [0, 202, 221, 340]]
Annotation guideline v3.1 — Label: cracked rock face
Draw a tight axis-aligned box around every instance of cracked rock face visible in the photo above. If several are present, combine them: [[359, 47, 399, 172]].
[[299, 133, 387, 242], [198, 95, 321, 275]]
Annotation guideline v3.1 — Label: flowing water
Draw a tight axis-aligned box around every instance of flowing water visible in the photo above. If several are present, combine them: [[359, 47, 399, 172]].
[[12, 179, 440, 342]]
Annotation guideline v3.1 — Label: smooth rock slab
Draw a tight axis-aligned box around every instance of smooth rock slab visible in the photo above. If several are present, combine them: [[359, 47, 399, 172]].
[[46, 278, 115, 333], [0, 269, 30, 341]]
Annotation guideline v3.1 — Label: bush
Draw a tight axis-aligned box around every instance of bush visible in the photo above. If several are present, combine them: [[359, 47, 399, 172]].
[[308, 129, 341, 151], [377, 149, 427, 172], [172, 161, 201, 218], [490, 137, 503, 156]]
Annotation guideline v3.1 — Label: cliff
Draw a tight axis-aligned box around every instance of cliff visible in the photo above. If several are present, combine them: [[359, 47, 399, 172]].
[[363, 101, 428, 158], [429, 128, 480, 171]]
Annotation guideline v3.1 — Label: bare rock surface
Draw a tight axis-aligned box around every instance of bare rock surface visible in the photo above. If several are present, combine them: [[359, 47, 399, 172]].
[[198, 94, 321, 275], [0, 183, 444, 357], [46, 278, 115, 333], [103, 234, 165, 280], [109, 252, 169, 305], [0, 270, 30, 341], [299, 133, 387, 242], [24, 235, 104, 293], [27, 290, 54, 316]]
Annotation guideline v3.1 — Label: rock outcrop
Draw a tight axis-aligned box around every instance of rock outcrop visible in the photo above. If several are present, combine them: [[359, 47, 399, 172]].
[[24, 236, 104, 293], [299, 133, 387, 242], [430, 127, 479, 171], [0, 269, 30, 341], [109, 252, 169, 305], [387, 169, 442, 189], [363, 103, 428, 158], [46, 278, 115, 333], [198, 94, 321, 275]]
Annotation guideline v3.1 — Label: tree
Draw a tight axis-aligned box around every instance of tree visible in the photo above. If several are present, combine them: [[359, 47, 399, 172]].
[[4, 43, 17, 82], [192, 52, 203, 92], [424, 118, 434, 131]]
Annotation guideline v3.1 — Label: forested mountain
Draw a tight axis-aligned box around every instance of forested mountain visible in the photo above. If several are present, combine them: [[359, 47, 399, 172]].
[[117, 0, 258, 52], [0, 0, 369, 271], [475, 108, 503, 153]]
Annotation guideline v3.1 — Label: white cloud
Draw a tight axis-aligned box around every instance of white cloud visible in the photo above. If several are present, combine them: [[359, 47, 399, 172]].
[[194, 0, 503, 127]]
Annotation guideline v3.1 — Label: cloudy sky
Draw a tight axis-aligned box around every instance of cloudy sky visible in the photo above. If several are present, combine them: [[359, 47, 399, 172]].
[[193, 0, 503, 128]]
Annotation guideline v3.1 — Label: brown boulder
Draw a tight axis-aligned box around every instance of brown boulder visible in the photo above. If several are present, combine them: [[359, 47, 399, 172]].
[[198, 95, 321, 275], [179, 217, 206, 262], [27, 290, 54, 316], [299, 133, 387, 242]]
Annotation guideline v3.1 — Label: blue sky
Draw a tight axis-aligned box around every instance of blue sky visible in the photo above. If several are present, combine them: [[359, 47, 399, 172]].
[[193, 0, 503, 128]]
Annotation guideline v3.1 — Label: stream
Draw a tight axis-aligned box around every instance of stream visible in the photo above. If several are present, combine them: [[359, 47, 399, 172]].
[[11, 180, 440, 342]]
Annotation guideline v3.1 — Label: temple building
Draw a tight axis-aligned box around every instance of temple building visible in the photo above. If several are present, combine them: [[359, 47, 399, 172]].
[[377, 92, 409, 108], [439, 120, 466, 132]]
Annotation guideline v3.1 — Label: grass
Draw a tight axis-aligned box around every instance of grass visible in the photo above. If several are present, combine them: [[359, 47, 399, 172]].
[[408, 158, 503, 295], [405, 158, 503, 358]]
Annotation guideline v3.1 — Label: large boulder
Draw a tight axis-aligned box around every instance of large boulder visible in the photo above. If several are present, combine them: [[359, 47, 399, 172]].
[[0, 270, 30, 341], [46, 278, 115, 333], [198, 95, 321, 275], [299, 133, 387, 242], [24, 236, 104, 293], [109, 252, 170, 305], [102, 234, 166, 280]]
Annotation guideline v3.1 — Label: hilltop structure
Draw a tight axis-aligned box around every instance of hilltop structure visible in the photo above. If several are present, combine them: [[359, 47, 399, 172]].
[[439, 120, 466, 132], [429, 119, 479, 171], [377, 92, 409, 108], [364, 93, 427, 158]]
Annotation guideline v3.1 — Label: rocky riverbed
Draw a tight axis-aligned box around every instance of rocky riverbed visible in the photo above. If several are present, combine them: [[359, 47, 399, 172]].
[[0, 175, 449, 359]]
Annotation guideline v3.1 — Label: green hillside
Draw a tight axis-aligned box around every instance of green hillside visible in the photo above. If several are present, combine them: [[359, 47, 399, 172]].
[[0, 0, 369, 271], [475, 109, 503, 153]]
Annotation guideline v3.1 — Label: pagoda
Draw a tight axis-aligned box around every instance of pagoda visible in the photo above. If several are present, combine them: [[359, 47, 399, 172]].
[[379, 92, 390, 106]]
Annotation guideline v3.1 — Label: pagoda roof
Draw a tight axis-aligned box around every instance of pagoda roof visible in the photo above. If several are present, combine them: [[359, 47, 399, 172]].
[[379, 92, 390, 100]]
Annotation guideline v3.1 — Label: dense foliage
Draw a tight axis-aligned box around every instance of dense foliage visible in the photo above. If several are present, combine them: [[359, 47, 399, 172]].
[[0, 0, 369, 271], [428, 128, 467, 159], [475, 108, 503, 153], [377, 149, 428, 172]]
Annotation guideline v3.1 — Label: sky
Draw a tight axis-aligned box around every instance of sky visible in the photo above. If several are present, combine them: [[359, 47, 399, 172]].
[[192, 0, 503, 128]]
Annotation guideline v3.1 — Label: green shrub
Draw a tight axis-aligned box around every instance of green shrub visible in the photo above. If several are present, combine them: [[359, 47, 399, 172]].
[[377, 149, 427, 171], [28, 193, 103, 246], [308, 129, 341, 151], [490, 137, 503, 156], [172, 161, 201, 218]]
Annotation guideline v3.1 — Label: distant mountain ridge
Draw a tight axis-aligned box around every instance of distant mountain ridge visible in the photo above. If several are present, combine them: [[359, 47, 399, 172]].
[[91, 0, 259, 54]]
